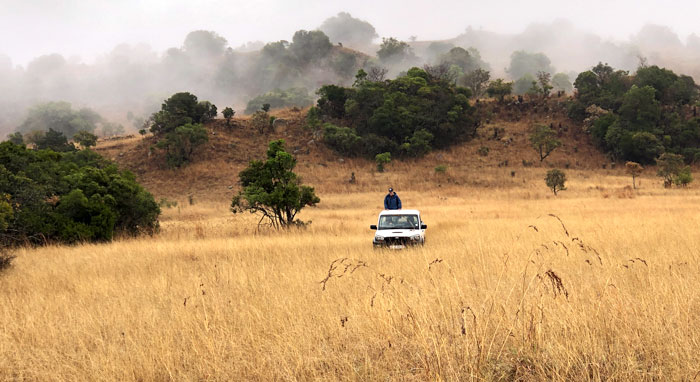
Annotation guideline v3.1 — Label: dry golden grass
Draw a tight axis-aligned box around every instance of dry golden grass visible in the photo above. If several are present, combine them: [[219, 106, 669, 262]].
[[1, 169, 700, 381]]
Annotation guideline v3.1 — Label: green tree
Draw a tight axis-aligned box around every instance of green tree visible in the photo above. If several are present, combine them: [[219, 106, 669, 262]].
[[73, 130, 98, 149], [487, 79, 513, 102], [439, 47, 490, 74], [0, 142, 159, 245], [377, 37, 414, 65], [231, 140, 320, 229], [656, 152, 685, 187], [35, 129, 75, 152], [6, 132, 23, 145], [290, 30, 332, 63], [530, 124, 561, 162], [148, 92, 217, 135], [375, 152, 391, 172], [545, 169, 567, 195], [222, 107, 235, 126], [155, 123, 209, 168], [461, 69, 490, 98]]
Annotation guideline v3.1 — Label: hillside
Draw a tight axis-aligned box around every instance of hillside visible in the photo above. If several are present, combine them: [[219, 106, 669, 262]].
[[95, 97, 609, 201]]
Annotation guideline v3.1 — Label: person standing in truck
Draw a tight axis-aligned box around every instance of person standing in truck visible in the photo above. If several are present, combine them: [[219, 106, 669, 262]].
[[384, 187, 402, 210]]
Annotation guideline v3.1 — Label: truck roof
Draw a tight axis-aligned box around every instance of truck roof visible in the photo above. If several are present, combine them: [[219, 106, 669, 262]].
[[379, 209, 420, 216]]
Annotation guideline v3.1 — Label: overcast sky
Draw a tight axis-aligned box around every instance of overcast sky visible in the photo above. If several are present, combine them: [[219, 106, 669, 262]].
[[2, 0, 699, 66]]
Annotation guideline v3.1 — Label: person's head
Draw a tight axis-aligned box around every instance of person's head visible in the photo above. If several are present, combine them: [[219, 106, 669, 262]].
[[388, 187, 395, 196]]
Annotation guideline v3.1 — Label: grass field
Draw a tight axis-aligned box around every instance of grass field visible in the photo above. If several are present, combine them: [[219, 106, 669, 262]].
[[1, 169, 700, 381]]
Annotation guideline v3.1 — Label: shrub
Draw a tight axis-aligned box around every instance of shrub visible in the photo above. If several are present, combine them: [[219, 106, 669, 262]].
[[545, 169, 567, 195], [434, 164, 447, 174], [155, 123, 208, 168], [231, 140, 320, 229], [656, 153, 685, 187], [477, 146, 490, 156], [675, 166, 693, 187], [73, 130, 98, 149], [222, 107, 235, 126], [251, 111, 271, 135], [375, 152, 391, 172], [0, 142, 160, 245], [322, 124, 361, 156]]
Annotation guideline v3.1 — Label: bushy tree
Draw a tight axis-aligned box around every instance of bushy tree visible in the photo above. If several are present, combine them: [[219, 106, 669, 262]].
[[290, 30, 332, 63], [461, 69, 490, 98], [530, 124, 561, 162], [34, 129, 75, 152], [231, 140, 319, 228], [439, 47, 490, 74], [147, 92, 216, 167], [73, 130, 98, 149], [545, 169, 567, 195], [148, 92, 217, 135], [0, 142, 159, 245], [487, 79, 513, 102], [155, 123, 208, 168], [656, 153, 686, 187], [375, 152, 391, 172], [222, 107, 235, 126], [317, 68, 479, 157], [377, 37, 414, 65]]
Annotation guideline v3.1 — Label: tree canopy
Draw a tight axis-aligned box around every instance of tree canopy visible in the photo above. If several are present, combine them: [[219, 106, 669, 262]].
[[231, 140, 319, 229], [0, 141, 159, 245], [316, 67, 479, 157]]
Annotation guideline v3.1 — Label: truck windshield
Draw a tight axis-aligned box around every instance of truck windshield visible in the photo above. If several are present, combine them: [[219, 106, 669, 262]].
[[378, 214, 419, 230]]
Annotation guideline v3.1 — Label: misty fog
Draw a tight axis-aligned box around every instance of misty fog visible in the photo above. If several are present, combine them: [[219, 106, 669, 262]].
[[2, 8, 700, 136]]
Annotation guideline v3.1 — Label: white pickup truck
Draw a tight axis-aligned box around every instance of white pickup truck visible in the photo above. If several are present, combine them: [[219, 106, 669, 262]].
[[370, 209, 427, 249]]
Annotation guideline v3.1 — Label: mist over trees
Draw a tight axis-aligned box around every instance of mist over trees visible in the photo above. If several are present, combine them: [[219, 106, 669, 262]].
[[2, 14, 700, 139]]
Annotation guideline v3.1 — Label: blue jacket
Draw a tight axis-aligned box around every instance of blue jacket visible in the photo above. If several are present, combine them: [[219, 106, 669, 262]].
[[384, 193, 402, 210]]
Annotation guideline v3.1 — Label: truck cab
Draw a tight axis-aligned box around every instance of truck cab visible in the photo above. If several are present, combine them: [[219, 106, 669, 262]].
[[370, 209, 427, 249]]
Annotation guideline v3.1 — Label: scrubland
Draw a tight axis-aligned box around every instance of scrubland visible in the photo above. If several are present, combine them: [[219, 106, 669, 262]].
[[1, 167, 700, 381]]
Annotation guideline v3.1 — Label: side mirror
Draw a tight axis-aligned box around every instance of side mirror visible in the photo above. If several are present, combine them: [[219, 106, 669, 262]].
[[370, 225, 377, 230], [421, 224, 427, 229]]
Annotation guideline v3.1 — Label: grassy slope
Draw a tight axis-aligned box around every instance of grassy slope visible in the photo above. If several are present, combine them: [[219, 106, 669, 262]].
[[95, 96, 612, 202]]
